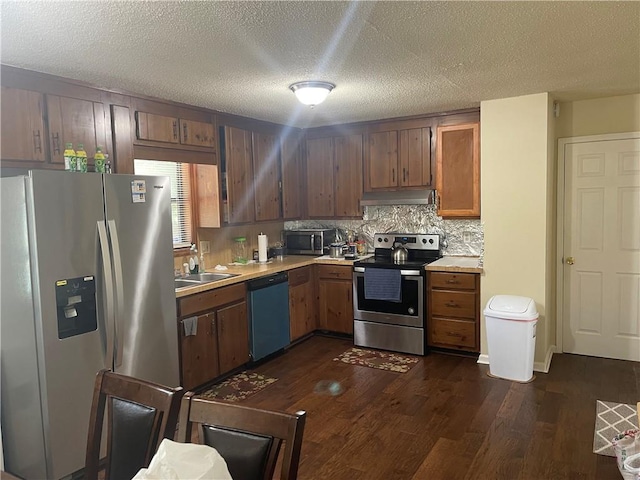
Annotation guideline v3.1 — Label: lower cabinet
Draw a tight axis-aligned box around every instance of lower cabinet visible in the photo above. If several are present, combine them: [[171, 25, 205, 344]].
[[427, 271, 480, 352], [177, 283, 249, 390], [288, 266, 317, 341], [317, 265, 353, 335]]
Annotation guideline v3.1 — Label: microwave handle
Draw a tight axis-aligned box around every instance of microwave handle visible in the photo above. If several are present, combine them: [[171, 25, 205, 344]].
[[309, 234, 315, 251]]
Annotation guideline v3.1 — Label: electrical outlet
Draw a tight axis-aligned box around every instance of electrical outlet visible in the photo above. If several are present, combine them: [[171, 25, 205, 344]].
[[200, 241, 210, 254], [463, 231, 472, 244]]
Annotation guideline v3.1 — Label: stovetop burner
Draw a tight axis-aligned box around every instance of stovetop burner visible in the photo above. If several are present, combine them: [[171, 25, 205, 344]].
[[354, 233, 441, 269]]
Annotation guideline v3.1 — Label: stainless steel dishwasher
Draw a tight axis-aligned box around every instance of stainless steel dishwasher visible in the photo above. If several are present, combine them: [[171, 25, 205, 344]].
[[247, 271, 290, 362]]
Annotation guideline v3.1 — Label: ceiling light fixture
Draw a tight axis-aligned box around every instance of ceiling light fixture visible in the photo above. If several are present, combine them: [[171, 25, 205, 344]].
[[289, 81, 335, 107]]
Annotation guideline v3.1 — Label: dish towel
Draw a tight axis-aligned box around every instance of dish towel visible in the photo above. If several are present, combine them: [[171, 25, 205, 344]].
[[364, 268, 402, 302], [182, 316, 198, 336]]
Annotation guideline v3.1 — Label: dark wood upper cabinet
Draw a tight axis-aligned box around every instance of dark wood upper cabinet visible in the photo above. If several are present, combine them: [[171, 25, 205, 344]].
[[221, 126, 255, 224], [281, 133, 304, 220], [47, 95, 108, 165], [367, 130, 398, 189], [306, 137, 335, 218], [252, 132, 281, 222], [306, 133, 363, 219], [365, 119, 432, 192], [131, 98, 217, 165], [0, 87, 46, 163], [436, 122, 480, 218], [180, 119, 216, 148], [334, 134, 363, 217], [136, 112, 179, 144]]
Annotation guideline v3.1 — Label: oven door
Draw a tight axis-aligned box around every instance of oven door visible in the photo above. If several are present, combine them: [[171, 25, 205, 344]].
[[353, 267, 424, 327]]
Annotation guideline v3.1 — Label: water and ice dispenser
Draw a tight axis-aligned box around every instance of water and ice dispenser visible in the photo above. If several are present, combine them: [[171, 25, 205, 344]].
[[55, 275, 97, 339]]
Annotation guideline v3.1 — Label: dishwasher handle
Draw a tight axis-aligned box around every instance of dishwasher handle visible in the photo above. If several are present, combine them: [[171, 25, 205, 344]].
[[247, 271, 289, 291]]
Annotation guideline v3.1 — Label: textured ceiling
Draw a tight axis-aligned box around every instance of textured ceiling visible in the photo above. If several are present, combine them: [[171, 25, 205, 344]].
[[1, 1, 638, 128]]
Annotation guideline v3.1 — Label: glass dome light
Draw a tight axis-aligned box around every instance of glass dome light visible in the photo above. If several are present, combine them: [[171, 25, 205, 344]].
[[289, 81, 335, 106]]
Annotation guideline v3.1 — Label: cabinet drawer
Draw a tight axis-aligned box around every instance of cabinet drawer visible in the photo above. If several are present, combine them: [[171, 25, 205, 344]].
[[317, 265, 352, 281], [431, 290, 476, 319], [178, 283, 246, 317], [430, 272, 476, 290], [430, 317, 476, 349], [288, 266, 311, 287]]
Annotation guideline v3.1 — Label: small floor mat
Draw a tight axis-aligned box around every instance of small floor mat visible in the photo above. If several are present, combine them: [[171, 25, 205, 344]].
[[197, 372, 277, 402], [593, 400, 638, 456], [333, 347, 419, 373]]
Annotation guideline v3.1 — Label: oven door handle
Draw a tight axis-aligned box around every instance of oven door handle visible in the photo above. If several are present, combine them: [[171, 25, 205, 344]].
[[353, 267, 423, 276]]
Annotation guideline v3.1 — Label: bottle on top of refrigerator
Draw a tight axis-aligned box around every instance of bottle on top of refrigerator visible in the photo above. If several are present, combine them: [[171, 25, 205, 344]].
[[104, 154, 111, 173], [63, 143, 76, 172], [94, 146, 105, 173], [76, 144, 88, 173]]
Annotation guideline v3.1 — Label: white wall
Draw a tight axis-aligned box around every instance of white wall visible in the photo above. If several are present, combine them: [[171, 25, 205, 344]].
[[480, 93, 554, 366]]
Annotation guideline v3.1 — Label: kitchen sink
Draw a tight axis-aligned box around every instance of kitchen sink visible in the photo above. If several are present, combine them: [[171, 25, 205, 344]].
[[174, 272, 238, 289]]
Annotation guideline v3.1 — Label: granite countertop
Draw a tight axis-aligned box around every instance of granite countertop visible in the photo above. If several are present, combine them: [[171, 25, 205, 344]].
[[425, 256, 483, 274], [175, 254, 373, 298]]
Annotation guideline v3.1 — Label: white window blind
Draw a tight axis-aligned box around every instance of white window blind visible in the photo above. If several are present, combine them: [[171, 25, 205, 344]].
[[134, 159, 193, 248]]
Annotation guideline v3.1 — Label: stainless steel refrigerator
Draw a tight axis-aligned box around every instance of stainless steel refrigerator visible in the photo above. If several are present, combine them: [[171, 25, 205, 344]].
[[1, 170, 180, 480]]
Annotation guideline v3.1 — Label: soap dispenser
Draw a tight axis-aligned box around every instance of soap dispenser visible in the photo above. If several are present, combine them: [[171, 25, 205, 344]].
[[189, 244, 199, 274]]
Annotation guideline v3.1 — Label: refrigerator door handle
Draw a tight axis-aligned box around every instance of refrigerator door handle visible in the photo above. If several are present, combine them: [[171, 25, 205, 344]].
[[97, 220, 115, 369], [107, 219, 126, 368]]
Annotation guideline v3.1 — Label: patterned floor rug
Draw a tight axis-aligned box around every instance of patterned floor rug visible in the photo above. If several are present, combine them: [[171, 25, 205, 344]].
[[333, 347, 419, 373], [593, 400, 638, 456], [197, 372, 277, 402]]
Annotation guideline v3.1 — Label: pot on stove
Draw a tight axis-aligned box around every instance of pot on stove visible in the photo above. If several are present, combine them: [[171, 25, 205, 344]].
[[391, 241, 408, 263], [329, 243, 345, 258]]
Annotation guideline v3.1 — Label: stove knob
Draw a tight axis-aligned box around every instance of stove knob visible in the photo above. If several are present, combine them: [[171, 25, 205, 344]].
[[408, 307, 415, 315], [384, 237, 388, 243], [377, 237, 382, 243], [429, 238, 434, 244], [422, 238, 427, 244]]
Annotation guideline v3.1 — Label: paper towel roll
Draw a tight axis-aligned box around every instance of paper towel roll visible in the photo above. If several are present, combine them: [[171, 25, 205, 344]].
[[258, 233, 268, 263]]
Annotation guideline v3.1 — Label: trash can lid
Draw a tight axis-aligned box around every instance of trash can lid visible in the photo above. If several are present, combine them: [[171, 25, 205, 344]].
[[484, 295, 538, 321]]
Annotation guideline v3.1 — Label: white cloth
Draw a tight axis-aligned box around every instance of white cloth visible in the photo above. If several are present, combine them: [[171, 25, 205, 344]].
[[132, 439, 232, 480]]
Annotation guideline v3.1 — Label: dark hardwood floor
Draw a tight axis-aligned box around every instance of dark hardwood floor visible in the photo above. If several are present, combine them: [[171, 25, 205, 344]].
[[237, 336, 639, 480]]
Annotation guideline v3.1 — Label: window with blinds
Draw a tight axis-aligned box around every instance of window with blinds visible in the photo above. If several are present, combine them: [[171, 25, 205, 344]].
[[133, 159, 193, 249]]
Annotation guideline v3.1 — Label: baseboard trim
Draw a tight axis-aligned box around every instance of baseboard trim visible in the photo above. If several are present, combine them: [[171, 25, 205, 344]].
[[476, 345, 555, 373]]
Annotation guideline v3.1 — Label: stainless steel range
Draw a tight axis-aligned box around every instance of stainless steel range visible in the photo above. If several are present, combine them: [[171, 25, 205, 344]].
[[353, 233, 441, 355]]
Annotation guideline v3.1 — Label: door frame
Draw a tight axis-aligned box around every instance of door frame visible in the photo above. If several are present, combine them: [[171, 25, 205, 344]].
[[555, 131, 640, 353]]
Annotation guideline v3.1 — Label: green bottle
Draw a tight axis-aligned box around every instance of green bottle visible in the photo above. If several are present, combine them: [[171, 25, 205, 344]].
[[94, 146, 105, 173], [63, 143, 76, 172], [76, 144, 88, 173]]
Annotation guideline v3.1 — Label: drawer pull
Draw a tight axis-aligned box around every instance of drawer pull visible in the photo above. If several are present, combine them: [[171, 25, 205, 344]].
[[446, 279, 459, 284], [446, 331, 463, 338], [445, 302, 459, 308]]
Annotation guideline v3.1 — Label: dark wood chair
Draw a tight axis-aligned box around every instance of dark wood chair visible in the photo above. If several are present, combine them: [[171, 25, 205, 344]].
[[177, 392, 306, 480], [85, 369, 185, 480]]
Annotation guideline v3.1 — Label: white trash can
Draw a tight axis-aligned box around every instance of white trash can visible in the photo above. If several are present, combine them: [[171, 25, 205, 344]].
[[484, 295, 538, 382]]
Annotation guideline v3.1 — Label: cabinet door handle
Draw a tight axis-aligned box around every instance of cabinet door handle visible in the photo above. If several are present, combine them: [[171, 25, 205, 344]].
[[173, 121, 178, 140], [51, 132, 60, 155], [211, 315, 216, 335], [392, 168, 395, 183], [183, 122, 188, 142], [33, 130, 42, 153], [403, 167, 406, 183], [445, 302, 459, 308]]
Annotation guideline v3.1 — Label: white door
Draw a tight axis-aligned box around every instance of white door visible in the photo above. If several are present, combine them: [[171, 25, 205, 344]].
[[563, 137, 640, 361]]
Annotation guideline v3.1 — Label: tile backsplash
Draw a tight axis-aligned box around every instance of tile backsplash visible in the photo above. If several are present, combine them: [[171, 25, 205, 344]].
[[285, 204, 483, 257]]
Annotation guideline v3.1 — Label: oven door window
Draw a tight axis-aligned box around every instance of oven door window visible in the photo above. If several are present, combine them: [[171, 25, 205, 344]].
[[354, 272, 423, 321]]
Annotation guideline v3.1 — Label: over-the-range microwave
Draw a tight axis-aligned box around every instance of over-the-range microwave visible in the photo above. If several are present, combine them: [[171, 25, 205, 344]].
[[284, 229, 337, 256]]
